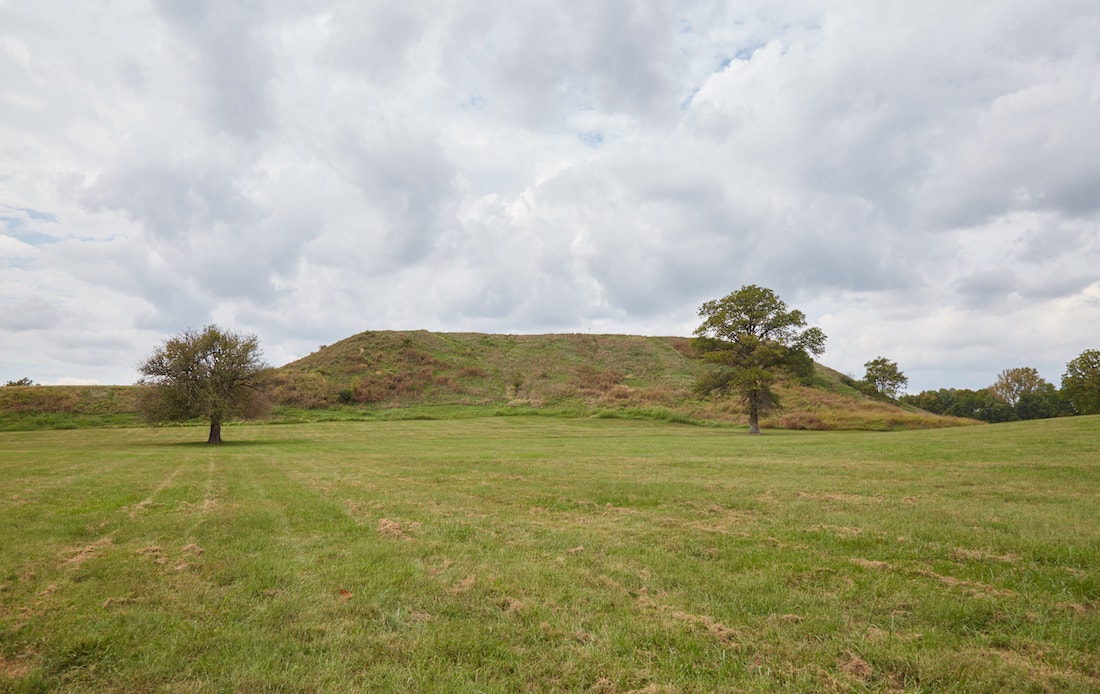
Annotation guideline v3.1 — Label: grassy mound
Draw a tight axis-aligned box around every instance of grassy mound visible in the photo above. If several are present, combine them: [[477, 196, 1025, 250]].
[[270, 331, 697, 407], [269, 330, 970, 430], [2, 331, 971, 431]]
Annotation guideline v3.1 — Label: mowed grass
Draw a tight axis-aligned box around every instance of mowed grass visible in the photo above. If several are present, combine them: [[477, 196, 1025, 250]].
[[0, 417, 1097, 692]]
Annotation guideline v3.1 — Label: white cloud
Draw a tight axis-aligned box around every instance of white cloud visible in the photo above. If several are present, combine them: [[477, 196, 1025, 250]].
[[1, 1, 1098, 391]]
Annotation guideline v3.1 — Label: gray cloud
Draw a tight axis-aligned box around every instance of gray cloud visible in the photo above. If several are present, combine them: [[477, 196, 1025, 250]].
[[1015, 218, 1098, 264], [0, 295, 62, 331], [1, 1, 1098, 389], [334, 123, 459, 268], [153, 0, 275, 138], [322, 4, 429, 86], [439, 0, 688, 130], [84, 162, 258, 240]]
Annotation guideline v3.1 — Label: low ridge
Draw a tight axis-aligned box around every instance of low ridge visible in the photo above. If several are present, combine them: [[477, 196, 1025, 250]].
[[0, 330, 974, 431], [270, 330, 972, 430]]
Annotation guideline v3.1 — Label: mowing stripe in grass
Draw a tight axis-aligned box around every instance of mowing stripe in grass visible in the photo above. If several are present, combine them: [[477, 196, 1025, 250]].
[[0, 417, 1097, 691]]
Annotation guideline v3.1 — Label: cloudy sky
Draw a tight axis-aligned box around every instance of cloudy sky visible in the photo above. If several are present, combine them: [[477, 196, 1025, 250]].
[[2, 1, 1098, 392]]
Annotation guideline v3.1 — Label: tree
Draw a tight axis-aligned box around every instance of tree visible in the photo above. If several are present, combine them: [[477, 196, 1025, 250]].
[[3, 377, 35, 386], [862, 357, 908, 399], [990, 367, 1047, 406], [1014, 384, 1071, 420], [693, 285, 826, 434], [138, 325, 270, 443], [1062, 349, 1100, 415]]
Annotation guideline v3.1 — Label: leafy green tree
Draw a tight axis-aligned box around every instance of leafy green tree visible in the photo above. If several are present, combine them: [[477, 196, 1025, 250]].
[[990, 367, 1047, 406], [3, 377, 35, 386], [862, 357, 908, 399], [1062, 349, 1100, 415], [693, 285, 826, 434], [138, 325, 270, 444], [1014, 384, 1071, 420]]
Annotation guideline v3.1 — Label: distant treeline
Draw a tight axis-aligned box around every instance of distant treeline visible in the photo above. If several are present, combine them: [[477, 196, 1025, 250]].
[[901, 354, 1099, 423], [901, 387, 1071, 423]]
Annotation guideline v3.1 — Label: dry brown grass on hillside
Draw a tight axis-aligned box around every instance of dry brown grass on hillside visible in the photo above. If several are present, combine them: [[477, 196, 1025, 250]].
[[0, 331, 973, 431], [772, 382, 978, 430], [682, 380, 977, 430], [272, 331, 703, 410], [0, 385, 140, 415], [258, 330, 976, 430]]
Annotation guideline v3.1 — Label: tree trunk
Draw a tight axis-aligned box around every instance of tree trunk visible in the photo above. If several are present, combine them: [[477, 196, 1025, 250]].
[[208, 419, 223, 444], [748, 398, 761, 435]]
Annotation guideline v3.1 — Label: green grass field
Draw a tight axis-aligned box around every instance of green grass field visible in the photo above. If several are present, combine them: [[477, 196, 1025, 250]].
[[1, 416, 1097, 692]]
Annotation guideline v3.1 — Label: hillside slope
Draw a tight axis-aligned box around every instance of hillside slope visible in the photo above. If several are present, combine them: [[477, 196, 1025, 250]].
[[270, 331, 697, 407], [270, 330, 971, 430], [0, 331, 974, 431], [0, 385, 141, 430]]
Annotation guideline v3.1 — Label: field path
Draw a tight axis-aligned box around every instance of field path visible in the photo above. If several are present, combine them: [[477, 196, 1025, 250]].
[[128, 468, 181, 518]]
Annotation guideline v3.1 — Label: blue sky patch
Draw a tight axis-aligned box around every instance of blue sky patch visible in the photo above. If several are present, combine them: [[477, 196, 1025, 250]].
[[579, 130, 603, 147], [1, 207, 59, 246]]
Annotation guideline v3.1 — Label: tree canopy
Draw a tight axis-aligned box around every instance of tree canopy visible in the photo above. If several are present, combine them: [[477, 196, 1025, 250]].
[[693, 285, 826, 434], [138, 325, 270, 443], [990, 367, 1048, 406], [862, 357, 908, 399], [1062, 349, 1100, 415]]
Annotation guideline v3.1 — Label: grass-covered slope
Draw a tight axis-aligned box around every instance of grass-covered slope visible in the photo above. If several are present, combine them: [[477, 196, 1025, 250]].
[[0, 330, 972, 431], [270, 331, 697, 408], [0, 385, 141, 431], [269, 330, 969, 430]]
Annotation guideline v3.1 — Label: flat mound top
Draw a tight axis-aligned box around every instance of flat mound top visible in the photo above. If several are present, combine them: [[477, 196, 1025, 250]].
[[0, 331, 974, 431], [270, 330, 970, 431]]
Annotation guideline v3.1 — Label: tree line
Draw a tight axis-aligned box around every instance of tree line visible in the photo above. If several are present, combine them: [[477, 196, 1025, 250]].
[[901, 356, 1100, 422]]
